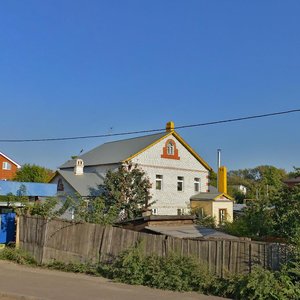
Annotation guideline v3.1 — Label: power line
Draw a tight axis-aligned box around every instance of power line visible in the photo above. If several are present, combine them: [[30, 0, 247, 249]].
[[0, 109, 299, 143]]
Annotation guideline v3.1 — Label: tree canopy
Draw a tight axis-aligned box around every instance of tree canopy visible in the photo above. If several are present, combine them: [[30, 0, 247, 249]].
[[227, 165, 287, 199], [73, 162, 153, 224], [223, 185, 300, 242], [13, 164, 54, 183], [102, 163, 153, 220]]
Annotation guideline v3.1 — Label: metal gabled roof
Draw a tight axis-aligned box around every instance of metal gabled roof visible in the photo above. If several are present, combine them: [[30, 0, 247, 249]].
[[59, 129, 212, 171], [60, 132, 169, 169], [190, 192, 233, 201], [55, 170, 104, 197]]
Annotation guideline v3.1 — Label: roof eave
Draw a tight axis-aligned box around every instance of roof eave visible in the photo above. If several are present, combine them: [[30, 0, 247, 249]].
[[122, 131, 171, 162], [0, 152, 21, 168], [122, 130, 213, 172], [172, 131, 212, 171]]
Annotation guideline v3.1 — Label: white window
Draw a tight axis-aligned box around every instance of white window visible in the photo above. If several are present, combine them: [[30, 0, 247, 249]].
[[2, 162, 11, 170], [167, 142, 175, 155], [156, 175, 163, 190], [152, 208, 158, 215], [194, 178, 200, 192], [177, 176, 184, 191]]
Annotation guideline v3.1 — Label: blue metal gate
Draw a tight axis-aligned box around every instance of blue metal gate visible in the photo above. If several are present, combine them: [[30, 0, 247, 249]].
[[0, 213, 16, 244]]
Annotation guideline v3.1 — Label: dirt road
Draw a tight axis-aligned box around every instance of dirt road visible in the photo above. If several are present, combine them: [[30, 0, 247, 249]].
[[0, 260, 227, 300]]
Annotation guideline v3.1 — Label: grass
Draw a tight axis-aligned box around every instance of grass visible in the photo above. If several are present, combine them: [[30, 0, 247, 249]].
[[0, 245, 37, 265], [0, 245, 299, 300]]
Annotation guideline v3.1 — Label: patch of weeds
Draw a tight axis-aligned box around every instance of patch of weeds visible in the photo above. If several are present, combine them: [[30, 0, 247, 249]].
[[0, 246, 37, 265], [46, 260, 99, 276]]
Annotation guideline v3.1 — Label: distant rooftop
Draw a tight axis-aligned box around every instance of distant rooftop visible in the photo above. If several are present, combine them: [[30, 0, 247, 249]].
[[283, 176, 300, 184], [0, 181, 56, 197], [145, 225, 239, 240]]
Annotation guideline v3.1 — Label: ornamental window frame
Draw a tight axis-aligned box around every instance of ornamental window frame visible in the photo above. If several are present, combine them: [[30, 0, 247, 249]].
[[167, 141, 175, 155], [161, 139, 180, 160]]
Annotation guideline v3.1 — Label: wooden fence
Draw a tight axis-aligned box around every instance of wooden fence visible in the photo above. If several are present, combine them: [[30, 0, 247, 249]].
[[19, 216, 289, 276]]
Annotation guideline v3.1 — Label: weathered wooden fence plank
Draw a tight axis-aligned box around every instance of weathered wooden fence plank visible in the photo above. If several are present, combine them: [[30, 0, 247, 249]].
[[19, 216, 288, 276]]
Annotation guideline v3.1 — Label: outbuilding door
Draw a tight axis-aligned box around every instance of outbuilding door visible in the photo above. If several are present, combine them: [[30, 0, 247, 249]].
[[0, 213, 16, 244]]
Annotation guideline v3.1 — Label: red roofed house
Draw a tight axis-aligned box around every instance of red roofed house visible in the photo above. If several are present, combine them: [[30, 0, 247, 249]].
[[0, 152, 21, 180]]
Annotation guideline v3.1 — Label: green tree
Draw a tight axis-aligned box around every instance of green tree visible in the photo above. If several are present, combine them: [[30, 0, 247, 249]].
[[5, 189, 71, 219], [228, 165, 287, 199], [192, 207, 216, 228], [223, 196, 274, 238], [13, 164, 54, 183], [271, 185, 300, 240], [208, 170, 217, 188], [102, 162, 153, 220], [227, 186, 246, 203], [288, 166, 300, 178], [73, 195, 118, 225]]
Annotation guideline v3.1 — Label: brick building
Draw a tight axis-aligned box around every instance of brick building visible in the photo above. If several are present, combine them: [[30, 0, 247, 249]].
[[0, 152, 21, 180], [51, 121, 215, 217]]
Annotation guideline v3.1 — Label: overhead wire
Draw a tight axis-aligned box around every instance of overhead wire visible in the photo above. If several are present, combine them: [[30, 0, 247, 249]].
[[0, 108, 299, 143]]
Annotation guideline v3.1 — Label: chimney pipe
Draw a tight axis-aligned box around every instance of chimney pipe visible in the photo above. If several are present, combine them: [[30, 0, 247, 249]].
[[74, 159, 84, 175], [217, 149, 221, 191], [217, 149, 221, 169]]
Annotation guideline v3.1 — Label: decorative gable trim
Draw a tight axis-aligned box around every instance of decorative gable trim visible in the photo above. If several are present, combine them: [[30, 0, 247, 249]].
[[123, 131, 212, 171], [213, 193, 234, 201], [161, 139, 180, 160], [172, 131, 212, 171], [123, 131, 172, 162]]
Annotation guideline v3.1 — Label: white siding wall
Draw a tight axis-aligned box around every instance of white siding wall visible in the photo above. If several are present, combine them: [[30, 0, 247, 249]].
[[132, 134, 209, 215], [212, 201, 233, 224], [50, 175, 77, 220]]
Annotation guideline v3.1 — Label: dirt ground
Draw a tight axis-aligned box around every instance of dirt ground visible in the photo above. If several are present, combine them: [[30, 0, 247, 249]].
[[0, 260, 228, 300]]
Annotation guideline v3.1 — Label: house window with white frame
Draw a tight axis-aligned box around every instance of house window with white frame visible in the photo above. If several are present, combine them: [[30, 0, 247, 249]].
[[194, 178, 200, 192], [177, 176, 184, 191], [156, 175, 163, 190], [167, 141, 175, 155], [2, 162, 11, 170]]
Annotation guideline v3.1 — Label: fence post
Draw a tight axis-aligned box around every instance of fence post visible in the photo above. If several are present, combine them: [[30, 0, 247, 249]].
[[15, 215, 20, 249]]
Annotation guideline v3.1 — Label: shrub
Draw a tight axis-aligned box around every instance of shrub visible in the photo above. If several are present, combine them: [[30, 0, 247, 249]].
[[101, 243, 300, 299], [229, 265, 300, 300], [46, 260, 98, 275], [0, 247, 36, 265], [102, 243, 215, 292], [101, 243, 145, 285]]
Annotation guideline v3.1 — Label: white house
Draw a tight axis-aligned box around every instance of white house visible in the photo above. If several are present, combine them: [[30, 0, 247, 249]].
[[231, 184, 247, 195], [50, 121, 213, 216]]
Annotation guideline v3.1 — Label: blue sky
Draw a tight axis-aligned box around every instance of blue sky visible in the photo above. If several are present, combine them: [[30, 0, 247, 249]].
[[0, 1, 299, 172]]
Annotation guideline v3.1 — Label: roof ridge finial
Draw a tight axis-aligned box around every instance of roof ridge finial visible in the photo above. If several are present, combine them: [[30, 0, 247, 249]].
[[166, 121, 175, 132]]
